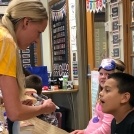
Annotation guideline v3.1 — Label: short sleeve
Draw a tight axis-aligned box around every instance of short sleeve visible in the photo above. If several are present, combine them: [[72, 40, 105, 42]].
[[0, 29, 16, 77]]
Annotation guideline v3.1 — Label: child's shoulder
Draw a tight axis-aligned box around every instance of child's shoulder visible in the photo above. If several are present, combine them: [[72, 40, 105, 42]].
[[126, 110, 134, 122]]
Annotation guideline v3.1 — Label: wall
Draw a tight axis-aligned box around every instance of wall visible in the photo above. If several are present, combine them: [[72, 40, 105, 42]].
[[41, 0, 52, 71], [0, 6, 7, 14]]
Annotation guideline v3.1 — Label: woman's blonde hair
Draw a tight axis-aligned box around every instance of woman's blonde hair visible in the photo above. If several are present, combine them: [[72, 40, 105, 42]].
[[0, 0, 48, 98]]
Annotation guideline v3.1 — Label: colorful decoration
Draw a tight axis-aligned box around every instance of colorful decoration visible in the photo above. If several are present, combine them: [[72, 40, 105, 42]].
[[86, 0, 106, 13], [51, 3, 66, 21]]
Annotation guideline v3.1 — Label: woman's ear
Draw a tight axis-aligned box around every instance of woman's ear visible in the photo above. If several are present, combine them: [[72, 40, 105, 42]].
[[121, 92, 130, 104], [22, 18, 30, 29]]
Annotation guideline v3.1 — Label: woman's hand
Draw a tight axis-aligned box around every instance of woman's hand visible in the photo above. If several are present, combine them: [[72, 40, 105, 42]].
[[41, 99, 56, 114], [70, 130, 84, 134], [22, 99, 33, 106]]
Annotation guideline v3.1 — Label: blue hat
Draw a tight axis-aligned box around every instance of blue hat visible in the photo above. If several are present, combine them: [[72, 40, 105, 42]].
[[98, 59, 116, 71]]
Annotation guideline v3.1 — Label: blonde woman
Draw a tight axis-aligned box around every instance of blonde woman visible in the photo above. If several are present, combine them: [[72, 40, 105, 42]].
[[0, 0, 56, 133]]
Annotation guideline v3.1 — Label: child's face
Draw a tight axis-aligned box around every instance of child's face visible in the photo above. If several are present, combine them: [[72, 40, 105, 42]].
[[99, 78, 124, 115], [98, 68, 114, 88]]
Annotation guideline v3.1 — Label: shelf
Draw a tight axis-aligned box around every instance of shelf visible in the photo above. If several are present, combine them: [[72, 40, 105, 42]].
[[42, 89, 78, 94]]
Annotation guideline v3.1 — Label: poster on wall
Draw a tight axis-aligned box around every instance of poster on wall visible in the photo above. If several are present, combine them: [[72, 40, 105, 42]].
[[70, 25, 77, 51], [112, 33, 120, 46], [86, 0, 106, 13], [111, 4, 119, 19], [72, 61, 78, 80], [112, 19, 119, 32], [113, 47, 120, 59], [68, 1, 75, 21], [49, 0, 69, 77]]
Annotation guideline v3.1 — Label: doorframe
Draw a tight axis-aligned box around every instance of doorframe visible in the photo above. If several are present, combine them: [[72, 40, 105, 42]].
[[123, 0, 130, 73], [123, 0, 134, 74], [74, 0, 90, 129], [86, 11, 95, 118]]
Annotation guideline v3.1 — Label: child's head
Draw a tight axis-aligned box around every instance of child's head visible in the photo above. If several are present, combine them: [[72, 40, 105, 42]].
[[99, 72, 134, 115], [25, 74, 42, 95], [98, 58, 125, 89], [114, 59, 126, 72], [98, 58, 116, 89]]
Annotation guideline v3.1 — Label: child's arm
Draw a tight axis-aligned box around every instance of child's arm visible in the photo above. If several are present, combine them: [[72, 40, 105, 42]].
[[84, 113, 113, 134]]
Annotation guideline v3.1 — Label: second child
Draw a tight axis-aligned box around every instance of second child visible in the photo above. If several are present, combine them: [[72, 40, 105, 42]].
[[99, 72, 134, 134], [25, 74, 58, 126]]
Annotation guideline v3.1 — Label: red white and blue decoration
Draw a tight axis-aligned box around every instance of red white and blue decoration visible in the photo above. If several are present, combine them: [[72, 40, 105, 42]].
[[86, 0, 106, 13]]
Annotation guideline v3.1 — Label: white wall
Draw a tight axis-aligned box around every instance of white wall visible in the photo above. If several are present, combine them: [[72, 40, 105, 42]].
[[0, 6, 7, 14], [41, 0, 52, 71]]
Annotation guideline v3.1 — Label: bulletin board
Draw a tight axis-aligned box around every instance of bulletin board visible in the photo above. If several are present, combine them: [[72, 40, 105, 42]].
[[109, 0, 121, 59], [49, 0, 70, 77]]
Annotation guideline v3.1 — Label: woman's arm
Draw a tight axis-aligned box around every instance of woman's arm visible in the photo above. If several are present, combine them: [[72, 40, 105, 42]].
[[0, 75, 56, 121]]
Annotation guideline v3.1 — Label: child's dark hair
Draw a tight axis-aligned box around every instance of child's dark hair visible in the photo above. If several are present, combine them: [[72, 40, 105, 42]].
[[25, 75, 42, 95], [108, 72, 134, 107]]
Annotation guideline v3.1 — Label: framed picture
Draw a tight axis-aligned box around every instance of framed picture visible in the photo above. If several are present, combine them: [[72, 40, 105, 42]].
[[22, 59, 30, 64], [111, 0, 118, 3], [111, 4, 119, 19], [113, 47, 120, 59], [113, 33, 120, 45], [112, 19, 119, 32]]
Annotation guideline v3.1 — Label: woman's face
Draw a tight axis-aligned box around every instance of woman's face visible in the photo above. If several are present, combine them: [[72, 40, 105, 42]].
[[16, 18, 48, 50], [98, 68, 114, 88]]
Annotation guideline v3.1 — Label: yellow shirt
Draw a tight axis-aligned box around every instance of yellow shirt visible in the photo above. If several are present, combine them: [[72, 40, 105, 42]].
[[0, 26, 16, 77]]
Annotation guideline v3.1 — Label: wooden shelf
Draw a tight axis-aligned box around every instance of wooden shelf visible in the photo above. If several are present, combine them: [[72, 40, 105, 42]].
[[42, 89, 78, 94]]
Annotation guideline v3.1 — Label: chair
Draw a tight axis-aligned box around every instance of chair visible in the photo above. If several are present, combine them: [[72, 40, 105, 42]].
[[55, 112, 62, 128]]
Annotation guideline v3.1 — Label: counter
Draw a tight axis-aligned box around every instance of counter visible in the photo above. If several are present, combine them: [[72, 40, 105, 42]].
[[42, 89, 78, 94], [0, 107, 69, 134]]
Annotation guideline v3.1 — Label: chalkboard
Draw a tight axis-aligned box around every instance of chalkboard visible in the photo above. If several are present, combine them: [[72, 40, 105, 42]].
[[49, 0, 70, 77]]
